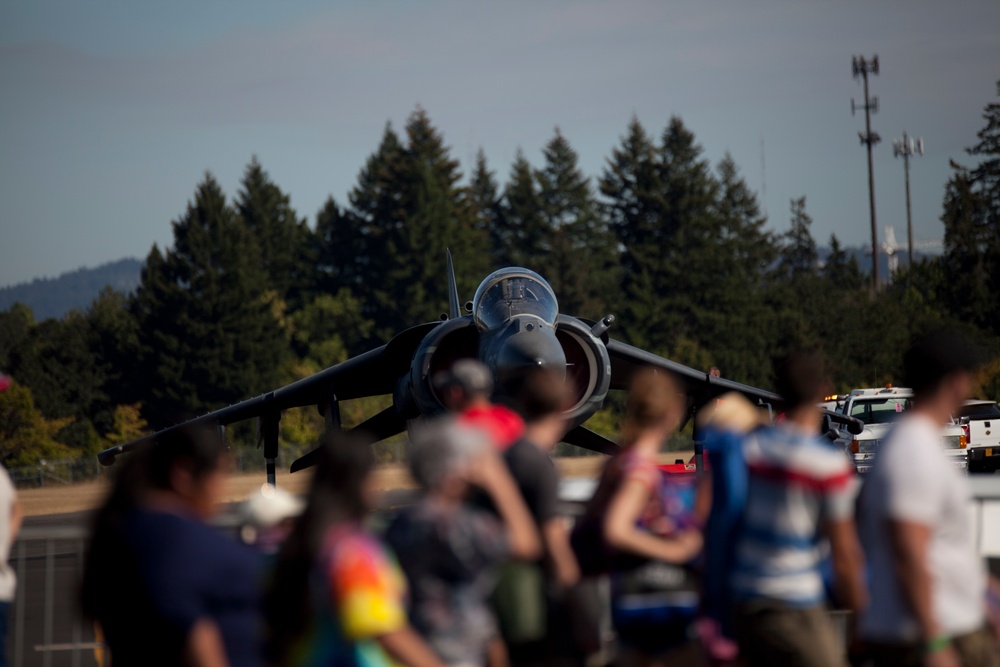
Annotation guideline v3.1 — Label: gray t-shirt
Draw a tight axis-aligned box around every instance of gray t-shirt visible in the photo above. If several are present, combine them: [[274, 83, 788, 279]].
[[858, 413, 985, 641], [0, 466, 18, 601], [385, 500, 508, 666]]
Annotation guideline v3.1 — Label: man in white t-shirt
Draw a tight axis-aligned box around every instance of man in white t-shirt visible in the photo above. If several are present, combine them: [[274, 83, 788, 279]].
[[858, 331, 995, 667], [0, 464, 22, 667]]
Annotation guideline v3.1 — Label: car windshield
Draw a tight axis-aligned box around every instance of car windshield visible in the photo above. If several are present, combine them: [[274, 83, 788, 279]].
[[850, 397, 912, 425], [958, 403, 1000, 420]]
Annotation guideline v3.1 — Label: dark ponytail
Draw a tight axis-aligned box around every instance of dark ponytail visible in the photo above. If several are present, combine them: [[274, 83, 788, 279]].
[[265, 432, 376, 664]]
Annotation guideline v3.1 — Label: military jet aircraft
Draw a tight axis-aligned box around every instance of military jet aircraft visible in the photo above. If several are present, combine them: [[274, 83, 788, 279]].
[[99, 253, 862, 486]]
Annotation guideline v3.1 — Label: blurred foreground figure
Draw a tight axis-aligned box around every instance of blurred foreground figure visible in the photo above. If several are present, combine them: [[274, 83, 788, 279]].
[[386, 419, 539, 666], [858, 331, 996, 667], [0, 461, 22, 667], [435, 360, 524, 450], [697, 392, 767, 664], [731, 352, 865, 667], [573, 368, 704, 667], [81, 427, 263, 667], [267, 435, 444, 667], [490, 368, 582, 667]]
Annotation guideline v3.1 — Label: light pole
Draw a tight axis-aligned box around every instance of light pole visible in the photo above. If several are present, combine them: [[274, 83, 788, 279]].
[[852, 54, 881, 291], [892, 132, 924, 266]]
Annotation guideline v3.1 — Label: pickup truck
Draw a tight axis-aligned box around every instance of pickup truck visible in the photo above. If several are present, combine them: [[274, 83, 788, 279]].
[[832, 386, 967, 474], [957, 399, 1000, 473]]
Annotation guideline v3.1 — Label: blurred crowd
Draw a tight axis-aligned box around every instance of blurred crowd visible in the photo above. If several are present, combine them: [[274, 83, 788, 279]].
[[78, 330, 1000, 667]]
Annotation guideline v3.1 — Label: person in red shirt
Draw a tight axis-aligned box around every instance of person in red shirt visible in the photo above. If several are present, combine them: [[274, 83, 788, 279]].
[[434, 360, 524, 450]]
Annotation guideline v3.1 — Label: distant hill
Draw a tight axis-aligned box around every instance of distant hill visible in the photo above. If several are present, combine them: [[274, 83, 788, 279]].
[[0, 258, 143, 321]]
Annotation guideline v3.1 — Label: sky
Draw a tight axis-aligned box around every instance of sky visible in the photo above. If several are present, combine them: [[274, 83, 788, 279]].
[[1, 0, 998, 288]]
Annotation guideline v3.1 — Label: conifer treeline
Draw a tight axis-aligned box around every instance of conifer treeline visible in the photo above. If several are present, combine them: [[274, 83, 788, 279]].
[[2, 92, 999, 467]]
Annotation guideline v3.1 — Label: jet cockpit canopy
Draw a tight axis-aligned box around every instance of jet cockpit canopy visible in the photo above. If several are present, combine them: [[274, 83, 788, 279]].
[[472, 268, 559, 331]]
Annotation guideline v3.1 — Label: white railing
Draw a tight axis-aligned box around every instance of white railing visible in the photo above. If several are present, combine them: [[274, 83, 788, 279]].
[[967, 475, 1000, 558]]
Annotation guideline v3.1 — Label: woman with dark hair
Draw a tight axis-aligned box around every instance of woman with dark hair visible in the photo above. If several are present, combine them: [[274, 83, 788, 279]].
[[81, 426, 263, 667], [266, 434, 443, 667]]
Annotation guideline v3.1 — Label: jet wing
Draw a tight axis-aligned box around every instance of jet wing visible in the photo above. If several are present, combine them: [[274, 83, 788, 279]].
[[98, 322, 441, 465], [606, 339, 783, 409], [605, 339, 863, 433]]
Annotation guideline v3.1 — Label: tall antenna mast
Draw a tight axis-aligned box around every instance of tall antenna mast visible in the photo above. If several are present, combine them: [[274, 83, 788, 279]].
[[852, 54, 881, 291], [892, 132, 924, 266], [760, 133, 768, 219]]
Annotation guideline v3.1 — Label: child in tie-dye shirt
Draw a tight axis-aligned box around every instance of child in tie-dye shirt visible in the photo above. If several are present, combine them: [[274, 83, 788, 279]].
[[286, 526, 409, 667], [267, 435, 443, 667]]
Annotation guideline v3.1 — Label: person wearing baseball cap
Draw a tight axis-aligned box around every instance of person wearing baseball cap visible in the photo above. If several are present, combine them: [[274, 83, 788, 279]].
[[434, 360, 524, 451]]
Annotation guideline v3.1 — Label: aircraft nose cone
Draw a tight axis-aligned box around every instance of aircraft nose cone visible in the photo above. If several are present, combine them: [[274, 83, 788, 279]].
[[495, 324, 567, 382]]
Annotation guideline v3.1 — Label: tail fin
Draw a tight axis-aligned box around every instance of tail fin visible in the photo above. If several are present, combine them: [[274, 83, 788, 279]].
[[446, 249, 461, 320]]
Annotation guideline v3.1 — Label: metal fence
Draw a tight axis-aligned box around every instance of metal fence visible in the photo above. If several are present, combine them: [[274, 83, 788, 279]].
[[9, 524, 98, 667], [7, 441, 411, 490], [8, 460, 108, 490]]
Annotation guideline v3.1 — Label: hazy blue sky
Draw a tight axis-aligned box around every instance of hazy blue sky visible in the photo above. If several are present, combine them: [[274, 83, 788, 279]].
[[1, 0, 998, 288]]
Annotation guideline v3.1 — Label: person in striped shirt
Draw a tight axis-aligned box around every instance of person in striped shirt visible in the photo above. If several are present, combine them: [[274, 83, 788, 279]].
[[730, 351, 866, 667]]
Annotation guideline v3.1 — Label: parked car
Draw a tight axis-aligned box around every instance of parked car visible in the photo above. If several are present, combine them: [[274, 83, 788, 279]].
[[832, 386, 967, 474], [956, 399, 1000, 473]]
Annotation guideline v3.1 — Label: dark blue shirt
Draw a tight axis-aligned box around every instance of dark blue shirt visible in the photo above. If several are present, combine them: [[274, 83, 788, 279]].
[[104, 508, 264, 667]]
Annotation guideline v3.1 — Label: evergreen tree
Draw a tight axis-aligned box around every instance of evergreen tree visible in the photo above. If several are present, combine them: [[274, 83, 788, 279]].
[[967, 79, 1000, 212], [235, 157, 312, 307], [468, 149, 506, 272], [0, 303, 33, 370], [9, 312, 106, 451], [535, 128, 619, 317], [343, 123, 407, 338], [647, 116, 720, 355], [699, 154, 776, 384], [599, 117, 665, 347], [315, 196, 365, 296], [289, 290, 374, 372], [946, 79, 1000, 335], [450, 158, 492, 296], [602, 117, 779, 381], [344, 109, 484, 340], [86, 288, 141, 433], [394, 108, 477, 324], [3, 291, 138, 448], [941, 167, 993, 331], [500, 149, 549, 269], [767, 197, 827, 353], [600, 117, 663, 273], [779, 197, 819, 276], [659, 117, 719, 242], [888, 258, 949, 320], [823, 234, 864, 290], [133, 174, 285, 428]]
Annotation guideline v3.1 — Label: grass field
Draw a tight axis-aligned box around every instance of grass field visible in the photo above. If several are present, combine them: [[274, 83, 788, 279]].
[[17, 452, 694, 517]]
